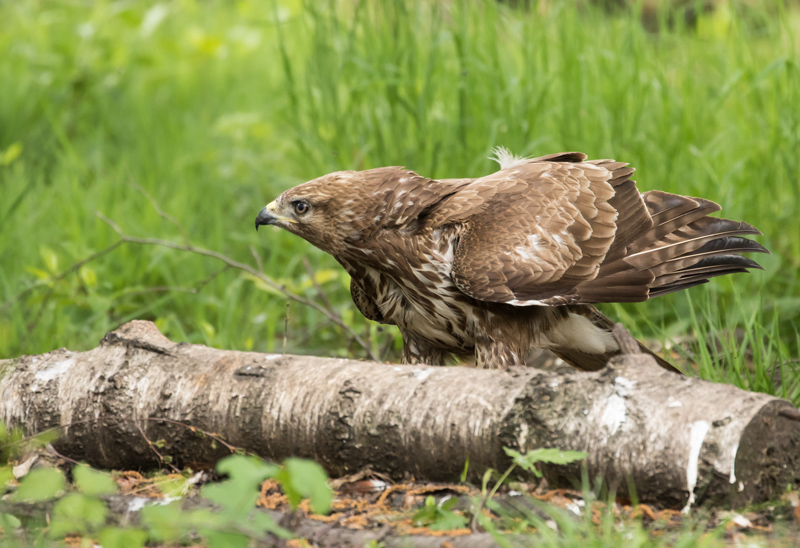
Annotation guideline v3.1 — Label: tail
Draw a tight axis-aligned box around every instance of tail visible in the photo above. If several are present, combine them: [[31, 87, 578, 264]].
[[547, 305, 680, 374], [575, 190, 769, 303]]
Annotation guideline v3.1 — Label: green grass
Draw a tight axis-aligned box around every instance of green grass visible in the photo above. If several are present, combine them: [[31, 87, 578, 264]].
[[1, 0, 799, 408]]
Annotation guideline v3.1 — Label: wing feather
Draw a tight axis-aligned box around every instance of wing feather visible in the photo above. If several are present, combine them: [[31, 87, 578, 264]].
[[445, 157, 631, 305]]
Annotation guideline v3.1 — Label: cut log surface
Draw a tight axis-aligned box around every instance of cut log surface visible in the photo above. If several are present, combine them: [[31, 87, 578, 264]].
[[1, 320, 799, 509]]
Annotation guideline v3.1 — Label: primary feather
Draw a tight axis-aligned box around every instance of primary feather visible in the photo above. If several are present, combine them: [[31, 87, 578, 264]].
[[256, 151, 767, 372]]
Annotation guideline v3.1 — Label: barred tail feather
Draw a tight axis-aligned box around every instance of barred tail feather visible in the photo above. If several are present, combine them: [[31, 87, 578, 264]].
[[574, 191, 768, 303]]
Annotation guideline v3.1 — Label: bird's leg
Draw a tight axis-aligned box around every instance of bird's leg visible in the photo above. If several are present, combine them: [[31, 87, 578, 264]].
[[474, 335, 525, 369], [400, 334, 451, 366]]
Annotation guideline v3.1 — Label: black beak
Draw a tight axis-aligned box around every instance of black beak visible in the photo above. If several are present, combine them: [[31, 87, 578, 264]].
[[255, 206, 276, 231]]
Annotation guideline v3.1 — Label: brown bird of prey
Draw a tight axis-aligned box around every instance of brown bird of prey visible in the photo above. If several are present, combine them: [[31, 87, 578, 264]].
[[256, 149, 767, 372]]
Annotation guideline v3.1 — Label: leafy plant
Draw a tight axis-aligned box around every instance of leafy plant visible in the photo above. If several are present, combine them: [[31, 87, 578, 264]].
[[503, 447, 589, 479], [472, 446, 588, 532], [0, 448, 332, 547], [412, 495, 468, 531]]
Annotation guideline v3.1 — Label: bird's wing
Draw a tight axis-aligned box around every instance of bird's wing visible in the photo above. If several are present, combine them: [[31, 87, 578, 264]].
[[445, 154, 652, 305]]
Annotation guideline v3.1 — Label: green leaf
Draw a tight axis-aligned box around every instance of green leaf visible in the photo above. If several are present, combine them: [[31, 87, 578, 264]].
[[412, 496, 438, 525], [480, 468, 494, 493], [49, 493, 108, 538], [441, 496, 459, 512], [39, 246, 59, 274], [0, 142, 22, 166], [141, 501, 185, 542], [503, 447, 587, 478], [0, 512, 22, 529], [13, 467, 66, 502], [202, 481, 259, 517], [79, 265, 98, 288], [205, 530, 249, 548], [249, 510, 294, 539], [505, 447, 587, 467], [97, 527, 147, 548], [0, 466, 13, 492], [216, 454, 279, 485], [412, 495, 467, 531], [203, 455, 279, 517], [428, 509, 467, 531], [74, 464, 119, 496], [460, 456, 470, 483], [277, 458, 332, 515]]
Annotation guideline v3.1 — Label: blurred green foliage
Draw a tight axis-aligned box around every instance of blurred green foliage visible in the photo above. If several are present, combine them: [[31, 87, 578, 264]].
[[0, 452, 327, 547], [0, 0, 798, 400]]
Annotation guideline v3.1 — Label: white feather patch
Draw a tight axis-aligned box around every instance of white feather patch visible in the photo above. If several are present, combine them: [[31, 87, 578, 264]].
[[544, 314, 620, 355], [490, 146, 530, 170]]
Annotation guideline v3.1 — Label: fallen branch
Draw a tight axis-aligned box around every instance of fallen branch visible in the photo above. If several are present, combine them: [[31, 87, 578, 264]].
[[1, 320, 799, 509], [95, 212, 380, 361]]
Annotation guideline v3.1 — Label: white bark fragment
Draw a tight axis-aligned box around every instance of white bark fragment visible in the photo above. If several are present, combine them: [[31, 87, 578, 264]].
[[683, 420, 711, 513]]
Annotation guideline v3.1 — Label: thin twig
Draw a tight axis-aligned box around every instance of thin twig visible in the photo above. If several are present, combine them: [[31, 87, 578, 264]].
[[96, 211, 379, 361], [249, 244, 264, 273], [134, 182, 191, 246], [45, 443, 82, 466], [134, 421, 181, 474], [120, 286, 201, 297]]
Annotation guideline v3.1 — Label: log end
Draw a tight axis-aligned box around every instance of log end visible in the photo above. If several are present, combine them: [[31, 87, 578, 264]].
[[722, 400, 800, 507]]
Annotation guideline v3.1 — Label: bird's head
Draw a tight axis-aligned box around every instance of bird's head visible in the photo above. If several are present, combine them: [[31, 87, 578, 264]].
[[256, 169, 393, 256]]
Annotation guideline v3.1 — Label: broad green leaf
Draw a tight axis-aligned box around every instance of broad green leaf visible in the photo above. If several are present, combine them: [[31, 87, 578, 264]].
[[141, 501, 185, 542], [241, 272, 284, 296], [97, 527, 147, 548], [74, 464, 119, 496], [428, 510, 467, 531], [200, 320, 216, 338], [79, 265, 98, 288], [441, 496, 459, 512], [203, 455, 279, 517], [0, 512, 22, 529], [202, 481, 258, 516], [277, 458, 332, 515], [24, 266, 52, 281], [412, 495, 467, 531], [503, 447, 587, 477], [39, 246, 59, 274], [205, 530, 249, 548], [295, 269, 339, 291], [249, 510, 294, 539], [216, 455, 279, 485], [13, 467, 66, 502], [0, 466, 13, 491], [412, 496, 438, 525], [49, 493, 107, 537], [0, 142, 22, 166]]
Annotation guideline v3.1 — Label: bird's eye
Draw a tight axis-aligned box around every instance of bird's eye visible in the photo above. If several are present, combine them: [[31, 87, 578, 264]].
[[293, 201, 310, 215]]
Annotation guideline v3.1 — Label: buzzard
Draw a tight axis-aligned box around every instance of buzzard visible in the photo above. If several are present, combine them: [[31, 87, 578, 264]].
[[255, 150, 767, 372]]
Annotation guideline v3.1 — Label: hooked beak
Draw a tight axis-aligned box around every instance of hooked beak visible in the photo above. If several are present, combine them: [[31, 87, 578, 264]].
[[255, 201, 296, 230]]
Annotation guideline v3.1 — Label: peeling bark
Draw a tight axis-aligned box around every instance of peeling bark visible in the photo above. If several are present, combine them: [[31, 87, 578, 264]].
[[1, 320, 799, 508]]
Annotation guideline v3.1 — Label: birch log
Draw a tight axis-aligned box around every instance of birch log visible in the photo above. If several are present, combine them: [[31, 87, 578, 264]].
[[1, 320, 798, 509]]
